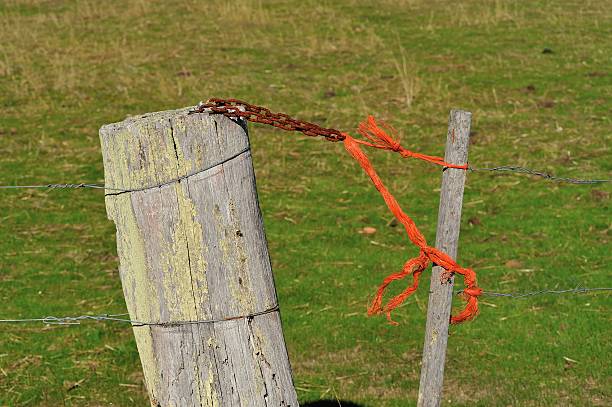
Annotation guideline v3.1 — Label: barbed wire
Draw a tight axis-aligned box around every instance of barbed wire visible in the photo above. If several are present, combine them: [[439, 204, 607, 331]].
[[0, 165, 609, 191], [0, 146, 251, 195], [468, 166, 610, 184], [0, 313, 131, 325], [457, 286, 612, 298], [0, 288, 610, 326], [482, 287, 612, 298], [0, 305, 280, 326], [0, 183, 116, 191]]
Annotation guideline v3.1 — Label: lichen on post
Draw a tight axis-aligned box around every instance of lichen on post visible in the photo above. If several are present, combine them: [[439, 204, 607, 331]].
[[100, 107, 298, 406]]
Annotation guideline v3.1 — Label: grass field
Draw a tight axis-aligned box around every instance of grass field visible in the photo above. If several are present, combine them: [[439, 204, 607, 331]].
[[0, 0, 610, 405]]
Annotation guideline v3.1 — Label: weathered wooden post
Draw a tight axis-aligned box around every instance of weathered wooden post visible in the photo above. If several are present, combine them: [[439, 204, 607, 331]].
[[417, 110, 471, 407], [100, 107, 298, 406]]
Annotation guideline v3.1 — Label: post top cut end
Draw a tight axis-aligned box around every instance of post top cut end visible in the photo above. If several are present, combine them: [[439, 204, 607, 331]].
[[99, 106, 249, 192]]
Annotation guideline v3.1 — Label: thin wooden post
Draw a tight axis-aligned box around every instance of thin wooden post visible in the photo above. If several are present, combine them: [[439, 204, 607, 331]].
[[100, 108, 298, 406], [417, 110, 471, 407]]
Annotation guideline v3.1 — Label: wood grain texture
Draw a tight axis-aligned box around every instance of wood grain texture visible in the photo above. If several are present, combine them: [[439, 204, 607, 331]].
[[417, 110, 471, 407], [100, 108, 298, 406]]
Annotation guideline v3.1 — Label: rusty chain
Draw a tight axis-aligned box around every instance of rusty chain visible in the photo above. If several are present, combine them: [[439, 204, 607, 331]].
[[189, 98, 346, 142]]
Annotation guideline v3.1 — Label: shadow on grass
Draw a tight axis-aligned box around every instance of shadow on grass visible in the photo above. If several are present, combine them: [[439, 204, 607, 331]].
[[301, 401, 367, 407]]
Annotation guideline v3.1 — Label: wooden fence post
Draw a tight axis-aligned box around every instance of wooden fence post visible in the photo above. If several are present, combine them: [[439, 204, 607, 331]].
[[100, 107, 299, 406], [417, 110, 471, 407]]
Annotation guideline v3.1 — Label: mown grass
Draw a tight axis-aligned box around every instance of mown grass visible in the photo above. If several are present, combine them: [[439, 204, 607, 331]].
[[0, 0, 610, 405]]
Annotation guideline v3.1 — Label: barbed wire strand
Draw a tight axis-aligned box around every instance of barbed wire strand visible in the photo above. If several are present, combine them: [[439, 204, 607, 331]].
[[0, 313, 130, 325], [479, 287, 612, 298], [0, 146, 251, 194], [0, 305, 279, 326], [1, 164, 609, 192], [457, 286, 612, 298], [0, 183, 114, 190], [468, 166, 610, 184], [1, 288, 610, 326]]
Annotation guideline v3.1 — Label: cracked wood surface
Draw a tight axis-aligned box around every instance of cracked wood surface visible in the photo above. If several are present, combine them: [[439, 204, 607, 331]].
[[100, 108, 298, 406]]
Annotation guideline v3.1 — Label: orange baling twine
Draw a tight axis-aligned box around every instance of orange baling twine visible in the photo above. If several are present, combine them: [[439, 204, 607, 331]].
[[192, 99, 482, 324]]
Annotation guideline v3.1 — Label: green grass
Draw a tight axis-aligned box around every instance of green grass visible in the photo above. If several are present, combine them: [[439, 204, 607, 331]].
[[0, 0, 610, 405]]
